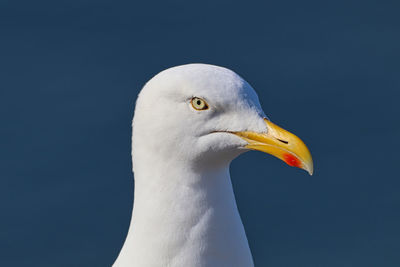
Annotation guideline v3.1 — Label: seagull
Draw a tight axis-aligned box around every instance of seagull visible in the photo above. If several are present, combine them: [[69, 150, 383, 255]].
[[113, 64, 313, 267]]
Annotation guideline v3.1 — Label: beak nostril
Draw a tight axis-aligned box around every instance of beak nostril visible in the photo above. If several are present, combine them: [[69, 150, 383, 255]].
[[277, 139, 289, 144]]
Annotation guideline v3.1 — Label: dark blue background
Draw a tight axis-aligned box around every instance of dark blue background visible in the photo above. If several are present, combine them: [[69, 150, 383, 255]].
[[1, 1, 399, 266]]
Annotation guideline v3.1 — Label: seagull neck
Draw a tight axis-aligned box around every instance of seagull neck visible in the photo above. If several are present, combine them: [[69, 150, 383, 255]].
[[134, 159, 233, 199], [114, 159, 254, 266], [131, 160, 239, 227]]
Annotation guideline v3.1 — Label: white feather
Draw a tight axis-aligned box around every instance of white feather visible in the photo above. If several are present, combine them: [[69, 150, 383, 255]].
[[113, 64, 268, 267]]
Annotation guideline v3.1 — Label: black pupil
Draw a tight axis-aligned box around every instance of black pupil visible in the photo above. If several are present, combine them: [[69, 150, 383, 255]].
[[196, 100, 202, 106]]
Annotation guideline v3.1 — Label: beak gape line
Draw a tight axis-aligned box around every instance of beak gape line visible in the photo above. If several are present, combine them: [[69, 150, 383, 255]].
[[233, 119, 313, 175]]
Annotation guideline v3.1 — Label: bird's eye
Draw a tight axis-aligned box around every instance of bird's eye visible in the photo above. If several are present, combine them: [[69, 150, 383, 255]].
[[191, 97, 209, 111]]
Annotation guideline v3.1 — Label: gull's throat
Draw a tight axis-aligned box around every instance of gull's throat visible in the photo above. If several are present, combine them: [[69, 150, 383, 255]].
[[113, 158, 254, 267]]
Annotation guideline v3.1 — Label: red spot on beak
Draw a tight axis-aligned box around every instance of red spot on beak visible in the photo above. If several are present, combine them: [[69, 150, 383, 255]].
[[283, 153, 301, 168]]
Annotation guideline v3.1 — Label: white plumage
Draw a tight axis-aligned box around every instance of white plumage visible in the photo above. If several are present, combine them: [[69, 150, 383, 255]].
[[113, 64, 312, 267]]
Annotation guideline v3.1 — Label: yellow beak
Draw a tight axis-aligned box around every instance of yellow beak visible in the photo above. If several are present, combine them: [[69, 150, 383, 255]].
[[233, 119, 313, 175]]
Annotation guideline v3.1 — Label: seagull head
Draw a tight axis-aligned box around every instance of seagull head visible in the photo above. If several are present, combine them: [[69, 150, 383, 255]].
[[132, 64, 313, 175]]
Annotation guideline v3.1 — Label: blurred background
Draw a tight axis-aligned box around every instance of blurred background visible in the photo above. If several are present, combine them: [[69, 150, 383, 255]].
[[1, 0, 399, 266]]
